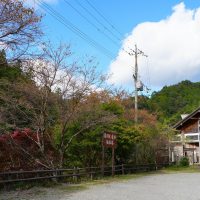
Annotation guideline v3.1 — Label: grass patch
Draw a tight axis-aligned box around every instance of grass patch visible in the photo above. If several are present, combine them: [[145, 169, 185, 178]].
[[70, 171, 158, 187], [49, 171, 159, 194], [1, 180, 60, 191], [59, 184, 87, 192], [160, 165, 200, 173]]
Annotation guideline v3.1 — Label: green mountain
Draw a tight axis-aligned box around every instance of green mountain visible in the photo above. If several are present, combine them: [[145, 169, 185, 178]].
[[146, 80, 200, 125]]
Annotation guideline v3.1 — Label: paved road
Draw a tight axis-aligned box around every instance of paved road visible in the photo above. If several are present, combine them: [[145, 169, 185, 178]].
[[2, 173, 200, 200], [66, 173, 200, 200]]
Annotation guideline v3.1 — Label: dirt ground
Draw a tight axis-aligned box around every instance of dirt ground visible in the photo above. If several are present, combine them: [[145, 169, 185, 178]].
[[1, 173, 200, 200]]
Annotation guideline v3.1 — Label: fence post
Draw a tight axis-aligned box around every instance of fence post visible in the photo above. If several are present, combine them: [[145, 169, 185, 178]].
[[90, 172, 93, 180], [36, 172, 39, 178], [53, 169, 58, 182], [102, 144, 105, 177], [8, 173, 11, 182], [155, 162, 158, 171], [112, 147, 115, 176], [122, 164, 125, 175], [77, 167, 80, 182], [73, 167, 77, 182]]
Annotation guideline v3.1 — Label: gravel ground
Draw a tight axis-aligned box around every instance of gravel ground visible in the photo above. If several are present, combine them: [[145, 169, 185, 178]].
[[1, 173, 200, 200]]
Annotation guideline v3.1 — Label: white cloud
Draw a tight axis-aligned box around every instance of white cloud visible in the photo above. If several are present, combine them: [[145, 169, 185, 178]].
[[108, 3, 200, 90]]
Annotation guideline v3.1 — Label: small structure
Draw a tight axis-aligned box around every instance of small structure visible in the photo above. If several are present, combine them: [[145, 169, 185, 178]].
[[170, 107, 200, 164]]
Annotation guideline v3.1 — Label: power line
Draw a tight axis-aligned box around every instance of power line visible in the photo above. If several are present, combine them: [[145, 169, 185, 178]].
[[63, 0, 121, 48], [37, 0, 151, 96], [77, 0, 133, 55], [79, 0, 131, 55], [75, 0, 121, 42], [82, 1, 152, 97], [85, 0, 124, 38], [145, 56, 151, 94], [35, 0, 115, 59], [77, 0, 134, 54]]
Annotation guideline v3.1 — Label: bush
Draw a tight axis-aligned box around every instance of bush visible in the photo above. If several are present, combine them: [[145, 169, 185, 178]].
[[179, 156, 189, 166]]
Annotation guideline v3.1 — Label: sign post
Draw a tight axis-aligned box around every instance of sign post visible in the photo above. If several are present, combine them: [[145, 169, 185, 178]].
[[112, 146, 115, 176], [102, 131, 117, 176], [101, 141, 105, 176]]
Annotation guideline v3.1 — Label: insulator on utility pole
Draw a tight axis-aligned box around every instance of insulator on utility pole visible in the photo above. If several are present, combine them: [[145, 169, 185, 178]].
[[136, 80, 144, 91]]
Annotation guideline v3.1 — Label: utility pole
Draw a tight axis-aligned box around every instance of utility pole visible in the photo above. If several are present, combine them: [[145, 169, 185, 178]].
[[129, 44, 147, 123], [134, 45, 138, 123]]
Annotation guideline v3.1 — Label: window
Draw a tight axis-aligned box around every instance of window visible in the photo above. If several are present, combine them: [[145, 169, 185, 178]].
[[185, 135, 198, 141]]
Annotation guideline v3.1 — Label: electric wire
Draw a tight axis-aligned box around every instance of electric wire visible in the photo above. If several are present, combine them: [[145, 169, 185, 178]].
[[35, 0, 115, 59], [63, 0, 121, 48], [36, 0, 151, 93], [75, 0, 121, 42], [75, 0, 130, 55], [85, 0, 124, 38], [145, 56, 151, 94], [82, 1, 152, 94], [64, 0, 133, 56], [83, 0, 137, 54]]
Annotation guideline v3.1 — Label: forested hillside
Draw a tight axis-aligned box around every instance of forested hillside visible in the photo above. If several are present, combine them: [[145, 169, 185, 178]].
[[146, 80, 200, 125]]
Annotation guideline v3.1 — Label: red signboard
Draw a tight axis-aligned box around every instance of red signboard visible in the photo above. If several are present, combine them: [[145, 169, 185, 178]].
[[102, 132, 117, 148]]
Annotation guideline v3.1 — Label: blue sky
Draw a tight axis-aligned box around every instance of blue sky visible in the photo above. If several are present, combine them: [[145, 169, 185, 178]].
[[29, 0, 200, 92]]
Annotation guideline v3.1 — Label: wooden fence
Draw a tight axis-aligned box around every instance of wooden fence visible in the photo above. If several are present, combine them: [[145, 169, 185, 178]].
[[0, 163, 168, 185]]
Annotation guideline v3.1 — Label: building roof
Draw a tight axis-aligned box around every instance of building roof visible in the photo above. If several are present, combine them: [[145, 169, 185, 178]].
[[173, 107, 200, 129]]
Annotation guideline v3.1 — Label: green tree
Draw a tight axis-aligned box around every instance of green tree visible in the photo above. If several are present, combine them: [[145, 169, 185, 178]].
[[147, 80, 200, 124]]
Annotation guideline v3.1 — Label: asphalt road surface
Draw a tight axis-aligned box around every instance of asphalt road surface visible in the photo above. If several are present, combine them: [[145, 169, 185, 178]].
[[1, 173, 200, 200]]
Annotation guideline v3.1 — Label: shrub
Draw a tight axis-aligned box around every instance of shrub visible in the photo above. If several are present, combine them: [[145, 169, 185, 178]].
[[179, 156, 189, 166]]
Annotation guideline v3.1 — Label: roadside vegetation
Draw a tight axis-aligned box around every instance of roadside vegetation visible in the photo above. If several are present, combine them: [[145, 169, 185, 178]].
[[1, 0, 200, 177], [161, 165, 200, 173], [0, 1, 172, 172]]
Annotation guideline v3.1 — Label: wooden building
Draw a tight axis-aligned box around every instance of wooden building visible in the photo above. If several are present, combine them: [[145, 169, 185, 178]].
[[170, 107, 200, 164]]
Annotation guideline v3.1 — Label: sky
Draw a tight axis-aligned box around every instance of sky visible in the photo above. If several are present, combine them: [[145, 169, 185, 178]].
[[27, 0, 200, 92]]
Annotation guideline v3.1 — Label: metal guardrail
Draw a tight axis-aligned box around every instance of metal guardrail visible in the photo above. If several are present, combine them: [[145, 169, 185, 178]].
[[0, 163, 169, 184]]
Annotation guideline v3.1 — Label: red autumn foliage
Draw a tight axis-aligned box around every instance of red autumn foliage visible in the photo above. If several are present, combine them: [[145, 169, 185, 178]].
[[0, 129, 57, 172]]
